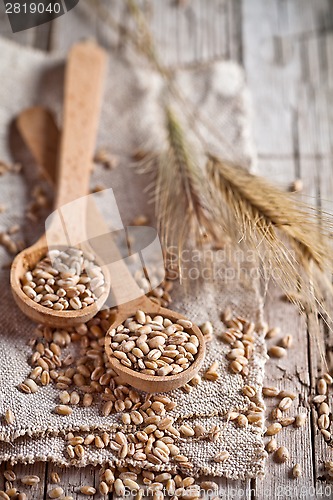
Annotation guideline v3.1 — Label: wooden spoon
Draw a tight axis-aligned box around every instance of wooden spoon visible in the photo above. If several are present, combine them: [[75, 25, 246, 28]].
[[16, 107, 206, 393], [11, 41, 110, 328]]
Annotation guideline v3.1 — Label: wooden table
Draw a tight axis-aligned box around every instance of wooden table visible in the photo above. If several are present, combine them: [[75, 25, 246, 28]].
[[1, 1, 332, 498]]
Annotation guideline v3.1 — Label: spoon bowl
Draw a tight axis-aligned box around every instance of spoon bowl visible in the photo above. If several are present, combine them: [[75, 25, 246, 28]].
[[105, 297, 206, 393], [11, 239, 110, 328]]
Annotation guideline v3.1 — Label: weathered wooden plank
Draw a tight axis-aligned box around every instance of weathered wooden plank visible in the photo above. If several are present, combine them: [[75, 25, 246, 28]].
[[12, 462, 47, 499], [242, 0, 297, 157], [252, 155, 315, 496], [46, 464, 99, 500], [150, 0, 229, 67]]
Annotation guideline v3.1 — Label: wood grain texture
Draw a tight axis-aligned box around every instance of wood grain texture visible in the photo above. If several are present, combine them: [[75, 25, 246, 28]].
[[1, 0, 333, 498]]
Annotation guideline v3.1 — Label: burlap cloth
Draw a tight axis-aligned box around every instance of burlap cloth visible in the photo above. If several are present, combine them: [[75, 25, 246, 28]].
[[0, 37, 267, 479]]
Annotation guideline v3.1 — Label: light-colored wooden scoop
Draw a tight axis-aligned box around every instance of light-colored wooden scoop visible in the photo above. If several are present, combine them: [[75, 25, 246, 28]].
[[11, 41, 110, 328], [106, 298, 206, 393], [16, 107, 206, 393]]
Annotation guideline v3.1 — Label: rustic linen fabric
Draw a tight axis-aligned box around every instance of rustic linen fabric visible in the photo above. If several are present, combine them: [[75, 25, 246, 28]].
[[0, 37, 267, 478]]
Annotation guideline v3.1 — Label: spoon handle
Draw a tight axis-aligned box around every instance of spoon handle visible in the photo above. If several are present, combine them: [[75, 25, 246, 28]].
[[56, 40, 107, 209]]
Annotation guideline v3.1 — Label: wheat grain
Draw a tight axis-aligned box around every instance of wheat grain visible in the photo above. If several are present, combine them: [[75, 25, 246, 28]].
[[263, 386, 279, 397], [292, 463, 302, 478], [265, 423, 282, 436], [50, 472, 60, 484], [317, 378, 327, 395], [48, 487, 64, 498], [278, 397, 293, 411], [265, 438, 277, 453], [4, 409, 15, 425], [214, 450, 230, 463], [21, 475, 40, 486], [21, 248, 105, 310], [109, 312, 199, 376], [268, 346, 287, 358], [80, 485, 96, 495], [275, 446, 289, 463], [55, 405, 72, 416]]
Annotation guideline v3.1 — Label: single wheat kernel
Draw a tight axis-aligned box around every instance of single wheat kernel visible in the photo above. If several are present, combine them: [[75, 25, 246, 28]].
[[204, 361, 219, 381], [280, 335, 293, 348], [280, 417, 295, 427], [247, 413, 264, 424], [4, 409, 15, 425], [155, 473, 172, 482], [319, 402, 330, 415], [278, 390, 296, 400], [50, 472, 60, 483], [321, 430, 331, 443], [290, 178, 303, 192], [99, 481, 109, 495], [74, 444, 85, 459], [201, 321, 213, 336], [190, 374, 201, 386], [135, 490, 144, 500], [84, 434, 95, 445], [21, 475, 40, 486], [54, 405, 72, 416], [271, 408, 283, 420], [265, 327, 280, 339], [318, 414, 330, 430], [317, 378, 327, 395], [200, 481, 218, 491], [115, 431, 127, 445], [19, 379, 38, 393], [114, 479, 125, 496], [70, 391, 80, 405], [214, 450, 230, 463], [242, 385, 256, 398], [278, 397, 293, 411], [265, 438, 277, 453], [194, 424, 206, 437], [275, 446, 289, 463], [123, 478, 140, 491], [102, 401, 113, 416], [17, 493, 27, 500], [48, 487, 64, 498], [179, 425, 195, 437], [237, 415, 248, 428], [265, 423, 282, 436], [292, 464, 302, 478], [104, 469, 115, 484], [83, 394, 93, 407], [80, 485, 96, 495], [3, 471, 16, 482], [313, 395, 326, 404], [230, 360, 242, 374], [323, 373, 333, 385], [268, 346, 286, 358], [5, 488, 17, 498], [41, 370, 50, 385], [95, 436, 104, 449], [0, 492, 10, 500], [263, 386, 279, 397]]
